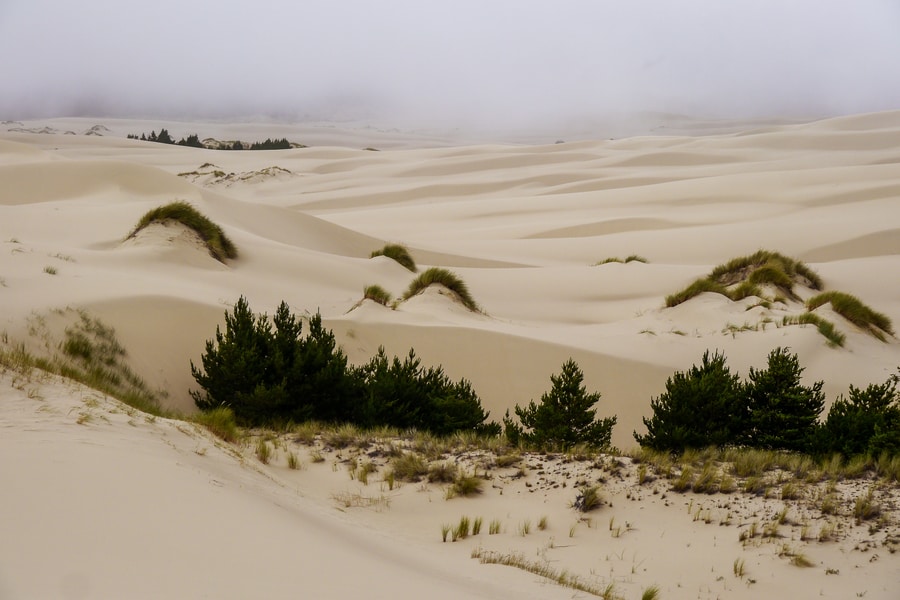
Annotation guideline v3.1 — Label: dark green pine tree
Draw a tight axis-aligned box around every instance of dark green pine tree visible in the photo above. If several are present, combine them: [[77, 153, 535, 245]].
[[513, 359, 616, 450], [190, 296, 272, 423], [156, 128, 174, 144], [634, 351, 746, 452], [745, 347, 824, 452], [819, 372, 900, 457]]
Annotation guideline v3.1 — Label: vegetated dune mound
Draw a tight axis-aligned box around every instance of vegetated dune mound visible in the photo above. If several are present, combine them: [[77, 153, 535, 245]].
[[178, 163, 295, 187], [120, 220, 230, 269]]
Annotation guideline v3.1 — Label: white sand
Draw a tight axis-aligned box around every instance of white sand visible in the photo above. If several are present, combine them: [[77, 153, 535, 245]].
[[1, 113, 899, 598]]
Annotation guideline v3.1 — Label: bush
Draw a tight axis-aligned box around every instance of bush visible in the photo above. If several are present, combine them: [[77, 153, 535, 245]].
[[192, 407, 240, 443], [128, 201, 237, 262], [402, 267, 481, 312], [819, 372, 900, 457], [745, 347, 824, 453], [505, 359, 616, 451], [370, 243, 417, 272], [634, 351, 746, 452]]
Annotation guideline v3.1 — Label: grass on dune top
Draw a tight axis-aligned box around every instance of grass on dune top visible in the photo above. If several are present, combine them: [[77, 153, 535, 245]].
[[127, 201, 237, 263]]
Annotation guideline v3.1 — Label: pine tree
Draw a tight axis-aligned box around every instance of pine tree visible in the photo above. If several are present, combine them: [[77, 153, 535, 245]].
[[634, 351, 746, 452], [820, 372, 900, 457], [513, 359, 616, 450], [745, 347, 824, 452]]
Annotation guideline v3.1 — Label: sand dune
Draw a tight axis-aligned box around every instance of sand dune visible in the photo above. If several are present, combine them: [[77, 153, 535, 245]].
[[2, 112, 899, 598]]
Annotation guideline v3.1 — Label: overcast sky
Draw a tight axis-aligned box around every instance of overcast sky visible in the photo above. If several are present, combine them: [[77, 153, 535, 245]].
[[2, 1, 899, 129]]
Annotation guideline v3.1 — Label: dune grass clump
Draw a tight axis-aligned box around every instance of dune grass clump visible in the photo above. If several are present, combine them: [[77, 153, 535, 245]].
[[128, 201, 237, 263], [370, 243, 417, 272], [471, 548, 611, 597], [665, 279, 727, 308], [573, 485, 603, 512], [452, 472, 484, 497], [362, 284, 392, 306], [391, 452, 428, 481], [191, 406, 240, 443], [806, 291, 894, 340], [401, 267, 482, 313], [595, 254, 648, 265], [667, 250, 823, 308]]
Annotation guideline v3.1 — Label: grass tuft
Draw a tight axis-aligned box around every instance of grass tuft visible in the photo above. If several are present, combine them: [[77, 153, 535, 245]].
[[573, 485, 603, 512], [362, 284, 392, 306], [127, 201, 237, 262], [391, 452, 428, 482], [370, 243, 417, 272], [192, 407, 240, 443], [401, 267, 482, 313]]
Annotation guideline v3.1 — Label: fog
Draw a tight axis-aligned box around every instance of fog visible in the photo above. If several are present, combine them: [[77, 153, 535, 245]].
[[2, 0, 899, 130]]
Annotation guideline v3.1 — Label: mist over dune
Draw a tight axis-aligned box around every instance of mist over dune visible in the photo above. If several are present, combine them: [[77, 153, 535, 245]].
[[2, 1, 899, 130]]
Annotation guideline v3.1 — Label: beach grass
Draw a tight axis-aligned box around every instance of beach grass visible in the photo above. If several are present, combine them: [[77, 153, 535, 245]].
[[402, 267, 481, 312], [806, 291, 894, 339], [370, 243, 417, 272], [127, 201, 237, 262]]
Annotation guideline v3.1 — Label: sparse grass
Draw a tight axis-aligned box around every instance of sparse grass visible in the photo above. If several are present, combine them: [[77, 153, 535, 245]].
[[331, 491, 391, 510], [783, 313, 846, 347], [370, 243, 417, 272], [672, 466, 694, 492], [595, 254, 648, 265], [127, 201, 237, 262], [494, 453, 522, 468], [255, 439, 271, 464], [427, 461, 458, 483], [455, 516, 471, 540], [401, 267, 481, 313], [192, 407, 240, 443], [538, 515, 548, 530], [518, 520, 532, 536], [806, 291, 894, 339], [853, 487, 881, 522], [489, 519, 501, 535], [362, 284, 392, 306], [665, 278, 727, 307], [733, 558, 746, 578], [441, 523, 451, 542], [43, 265, 58, 275], [471, 548, 611, 597], [692, 463, 719, 494]]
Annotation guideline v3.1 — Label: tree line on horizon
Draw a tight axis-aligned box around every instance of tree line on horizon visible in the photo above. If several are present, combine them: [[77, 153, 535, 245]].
[[191, 297, 899, 459], [127, 128, 292, 150]]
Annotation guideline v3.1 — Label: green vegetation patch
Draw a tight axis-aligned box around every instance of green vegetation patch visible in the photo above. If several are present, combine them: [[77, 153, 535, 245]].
[[370, 243, 417, 272], [402, 267, 481, 313], [362, 284, 392, 306], [806, 291, 894, 340], [128, 201, 237, 263]]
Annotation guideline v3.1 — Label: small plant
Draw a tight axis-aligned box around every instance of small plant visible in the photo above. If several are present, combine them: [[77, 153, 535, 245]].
[[391, 452, 428, 481], [441, 523, 451, 542], [427, 461, 458, 483], [853, 487, 881, 522], [641, 585, 661, 600], [573, 485, 603, 512], [127, 201, 237, 262], [310, 449, 325, 463], [286, 451, 300, 470], [518, 520, 531, 536], [472, 516, 483, 536], [489, 519, 501, 535], [362, 284, 392, 306], [401, 267, 481, 312], [371, 243, 417, 272], [255, 439, 271, 464], [43, 265, 58, 275], [452, 472, 484, 497], [538, 515, 548, 531], [455, 516, 471, 540], [672, 466, 694, 492]]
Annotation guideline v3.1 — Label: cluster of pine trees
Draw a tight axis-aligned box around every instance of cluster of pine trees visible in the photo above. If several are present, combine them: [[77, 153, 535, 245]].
[[190, 298, 899, 458], [635, 348, 900, 457], [127, 130, 292, 150]]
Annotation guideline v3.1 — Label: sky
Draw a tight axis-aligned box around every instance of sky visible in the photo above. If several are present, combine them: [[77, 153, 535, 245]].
[[2, 0, 899, 130]]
